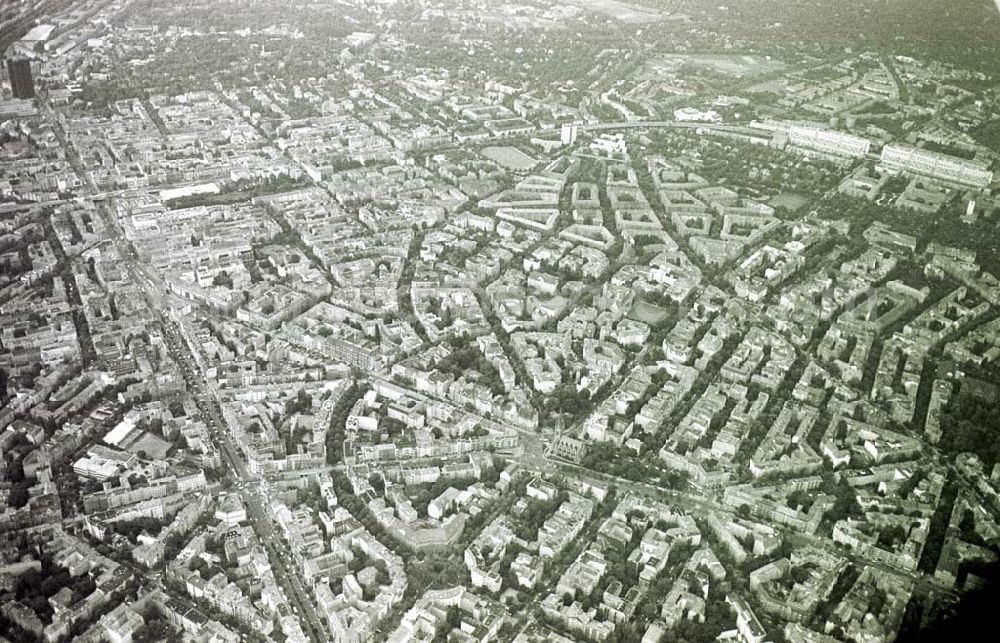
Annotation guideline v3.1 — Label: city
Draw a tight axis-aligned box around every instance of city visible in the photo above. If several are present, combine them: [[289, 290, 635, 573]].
[[1, 1, 1000, 642]]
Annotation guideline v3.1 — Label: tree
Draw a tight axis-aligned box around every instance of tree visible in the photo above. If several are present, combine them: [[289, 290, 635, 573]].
[[446, 605, 462, 630], [826, 480, 862, 523], [212, 271, 233, 288], [368, 473, 385, 496], [133, 619, 174, 643], [285, 388, 313, 417], [8, 483, 30, 509]]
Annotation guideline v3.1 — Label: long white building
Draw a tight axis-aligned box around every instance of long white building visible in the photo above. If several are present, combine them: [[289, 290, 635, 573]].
[[788, 125, 871, 158], [750, 120, 871, 158], [880, 144, 994, 188]]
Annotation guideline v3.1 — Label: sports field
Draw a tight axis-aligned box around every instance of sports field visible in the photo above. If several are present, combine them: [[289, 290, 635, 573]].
[[481, 146, 538, 171]]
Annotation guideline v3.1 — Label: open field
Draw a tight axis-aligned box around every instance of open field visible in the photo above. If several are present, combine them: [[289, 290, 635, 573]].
[[628, 300, 672, 325], [559, 0, 683, 24], [481, 146, 539, 171], [770, 193, 810, 212], [628, 0, 1000, 72], [637, 53, 787, 80], [126, 432, 173, 459]]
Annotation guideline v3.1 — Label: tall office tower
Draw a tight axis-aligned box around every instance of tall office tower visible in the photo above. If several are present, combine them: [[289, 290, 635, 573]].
[[7, 56, 35, 99]]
